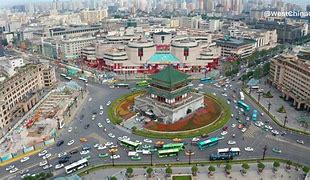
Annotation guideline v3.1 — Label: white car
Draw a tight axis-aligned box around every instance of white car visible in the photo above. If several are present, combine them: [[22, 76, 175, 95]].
[[222, 93, 228, 97], [110, 155, 120, 159], [38, 150, 47, 157], [99, 111, 104, 115], [297, 140, 304, 144], [198, 84, 204, 87], [43, 153, 51, 159], [9, 168, 18, 174], [144, 139, 152, 143], [21, 173, 31, 178], [68, 127, 73, 132], [265, 125, 273, 130], [94, 143, 99, 148], [188, 83, 194, 87], [106, 118, 110, 123], [271, 130, 279, 135], [67, 140, 75, 146], [192, 137, 200, 142], [235, 106, 238, 109], [92, 114, 96, 120], [97, 123, 103, 128], [88, 97, 92, 102], [233, 100, 237, 104], [117, 137, 123, 141], [231, 124, 236, 128], [39, 160, 48, 167], [106, 101, 111, 106], [227, 101, 230, 104], [105, 142, 113, 146], [244, 147, 254, 152], [108, 133, 115, 138], [246, 117, 250, 121], [6, 165, 15, 171], [20, 156, 30, 163], [212, 93, 216, 96], [241, 128, 247, 133], [99, 105, 103, 110], [58, 152, 67, 158], [42, 164, 52, 170], [55, 164, 64, 169], [227, 140, 236, 145], [80, 150, 90, 155], [220, 131, 228, 136], [98, 144, 107, 150], [231, 114, 234, 117]]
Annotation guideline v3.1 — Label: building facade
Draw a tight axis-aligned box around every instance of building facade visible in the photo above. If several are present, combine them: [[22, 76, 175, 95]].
[[215, 37, 256, 58], [269, 53, 310, 110]]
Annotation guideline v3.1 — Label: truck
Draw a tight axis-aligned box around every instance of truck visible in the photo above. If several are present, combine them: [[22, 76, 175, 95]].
[[240, 92, 245, 101]]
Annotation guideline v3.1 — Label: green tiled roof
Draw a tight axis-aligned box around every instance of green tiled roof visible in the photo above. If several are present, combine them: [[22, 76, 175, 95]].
[[148, 86, 191, 99], [148, 53, 180, 64], [149, 66, 190, 88]]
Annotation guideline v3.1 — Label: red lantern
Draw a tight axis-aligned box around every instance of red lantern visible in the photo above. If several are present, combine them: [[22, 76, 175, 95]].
[[138, 48, 143, 56]]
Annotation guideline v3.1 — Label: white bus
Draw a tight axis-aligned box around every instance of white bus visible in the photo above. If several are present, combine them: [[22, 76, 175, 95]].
[[217, 147, 240, 157], [78, 77, 88, 83], [65, 158, 88, 174], [65, 76, 72, 81], [240, 92, 244, 101]]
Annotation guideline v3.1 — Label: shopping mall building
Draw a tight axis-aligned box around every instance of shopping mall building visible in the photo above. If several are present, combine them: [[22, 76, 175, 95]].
[[82, 31, 220, 74]]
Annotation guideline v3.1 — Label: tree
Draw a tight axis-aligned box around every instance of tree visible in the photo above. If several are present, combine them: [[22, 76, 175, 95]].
[[225, 163, 232, 174], [131, 126, 137, 131], [165, 167, 172, 177], [257, 162, 265, 173], [241, 163, 250, 174], [303, 166, 309, 176], [208, 165, 215, 176], [110, 176, 117, 180], [277, 105, 286, 113], [273, 161, 280, 171], [191, 165, 198, 176], [286, 160, 292, 170], [126, 167, 133, 178], [146, 167, 153, 178], [1, 39, 8, 46]]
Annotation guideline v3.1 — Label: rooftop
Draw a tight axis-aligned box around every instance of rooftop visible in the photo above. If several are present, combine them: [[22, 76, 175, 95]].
[[148, 53, 180, 64], [149, 66, 190, 88], [215, 37, 256, 47]]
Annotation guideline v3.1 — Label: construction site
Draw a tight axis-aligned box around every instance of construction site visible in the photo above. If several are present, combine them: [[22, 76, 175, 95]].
[[0, 81, 83, 158]]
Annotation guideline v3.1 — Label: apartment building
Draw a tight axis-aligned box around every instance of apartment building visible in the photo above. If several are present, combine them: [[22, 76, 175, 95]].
[[60, 36, 96, 60], [0, 64, 56, 135], [80, 8, 108, 24], [269, 52, 310, 110], [215, 37, 255, 58]]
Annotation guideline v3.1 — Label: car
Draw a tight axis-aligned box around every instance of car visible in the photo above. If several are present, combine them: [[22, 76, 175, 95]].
[[9, 168, 18, 174], [99, 111, 104, 115], [227, 101, 230, 104], [217, 136, 225, 140], [20, 156, 30, 163], [58, 152, 67, 158], [144, 139, 152, 143], [198, 84, 204, 87], [97, 123, 103, 128], [106, 101, 111, 106], [6, 165, 15, 171], [222, 126, 228, 131], [265, 125, 273, 130], [222, 93, 228, 97], [19, 169, 29, 175], [246, 117, 250, 121], [92, 115, 96, 120], [192, 137, 200, 142], [56, 140, 64, 146], [42, 164, 52, 170], [131, 155, 141, 161], [68, 127, 73, 132], [231, 113, 234, 117], [296, 140, 304, 144], [244, 147, 254, 152], [272, 148, 282, 153], [84, 124, 90, 129], [110, 155, 120, 159], [212, 92, 216, 96], [94, 143, 99, 148], [55, 164, 64, 169], [21, 173, 31, 178], [67, 140, 75, 146], [105, 142, 113, 146], [227, 140, 236, 145], [261, 113, 264, 116], [82, 155, 91, 160], [99, 153, 109, 158], [39, 160, 48, 167], [43, 153, 51, 159], [118, 137, 123, 141], [220, 131, 228, 136], [271, 130, 279, 135], [100, 105, 103, 110], [201, 133, 209, 138], [80, 150, 90, 155], [231, 124, 236, 128], [80, 137, 88, 142], [142, 144, 151, 149], [108, 133, 115, 138], [70, 149, 78, 154], [88, 97, 92, 101], [241, 128, 247, 133], [106, 118, 110, 123], [82, 146, 91, 151], [38, 150, 47, 157]]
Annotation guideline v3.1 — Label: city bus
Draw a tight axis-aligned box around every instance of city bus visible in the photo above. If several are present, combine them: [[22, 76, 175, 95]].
[[119, 139, 140, 150], [217, 147, 240, 157], [162, 143, 185, 151], [114, 83, 129, 89], [136, 80, 149, 87], [197, 137, 219, 150], [209, 154, 233, 161], [240, 92, 245, 101], [65, 158, 88, 174], [252, 110, 258, 121], [200, 77, 212, 83], [78, 77, 88, 83], [237, 101, 250, 112], [65, 76, 72, 81], [60, 74, 67, 78], [158, 148, 180, 158]]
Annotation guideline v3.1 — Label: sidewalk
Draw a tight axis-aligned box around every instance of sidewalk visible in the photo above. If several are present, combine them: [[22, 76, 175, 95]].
[[82, 162, 305, 180], [245, 78, 309, 133]]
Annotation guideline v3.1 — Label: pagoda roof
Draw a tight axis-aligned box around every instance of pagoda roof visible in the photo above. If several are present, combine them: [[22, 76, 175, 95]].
[[149, 66, 190, 88]]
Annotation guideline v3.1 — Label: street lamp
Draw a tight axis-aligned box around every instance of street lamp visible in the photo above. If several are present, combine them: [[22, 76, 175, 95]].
[[267, 102, 271, 113], [284, 115, 288, 127], [150, 150, 153, 166], [262, 145, 267, 160], [186, 149, 193, 165], [109, 148, 117, 166], [258, 92, 262, 103]]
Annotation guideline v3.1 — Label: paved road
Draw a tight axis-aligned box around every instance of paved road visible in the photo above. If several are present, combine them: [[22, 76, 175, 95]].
[[1, 75, 310, 180]]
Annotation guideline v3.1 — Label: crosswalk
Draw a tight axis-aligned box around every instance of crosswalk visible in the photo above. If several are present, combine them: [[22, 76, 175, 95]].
[[265, 134, 289, 143], [243, 125, 259, 138]]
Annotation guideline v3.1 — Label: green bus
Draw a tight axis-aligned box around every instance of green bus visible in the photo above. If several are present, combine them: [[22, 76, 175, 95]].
[[162, 143, 185, 150], [197, 137, 219, 150], [237, 101, 250, 111], [119, 139, 141, 150], [136, 80, 149, 87], [158, 148, 180, 158]]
